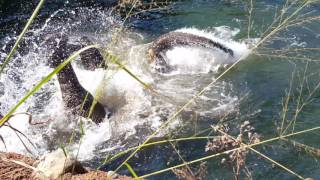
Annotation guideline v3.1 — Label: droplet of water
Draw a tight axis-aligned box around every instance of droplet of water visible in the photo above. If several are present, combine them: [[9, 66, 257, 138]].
[[0, 82, 4, 97]]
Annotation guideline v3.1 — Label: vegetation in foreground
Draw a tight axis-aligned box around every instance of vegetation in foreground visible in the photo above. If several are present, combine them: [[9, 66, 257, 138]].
[[0, 0, 320, 179]]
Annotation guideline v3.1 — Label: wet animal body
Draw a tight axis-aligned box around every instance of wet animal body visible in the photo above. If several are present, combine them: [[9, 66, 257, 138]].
[[149, 32, 234, 73], [45, 33, 106, 123], [68, 36, 106, 71]]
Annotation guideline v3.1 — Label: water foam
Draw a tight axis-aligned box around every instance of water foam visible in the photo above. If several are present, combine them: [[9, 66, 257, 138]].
[[0, 7, 249, 162], [161, 27, 251, 75]]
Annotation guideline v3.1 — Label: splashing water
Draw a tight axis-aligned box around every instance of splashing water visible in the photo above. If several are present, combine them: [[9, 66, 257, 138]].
[[0, 6, 253, 162], [162, 27, 252, 75]]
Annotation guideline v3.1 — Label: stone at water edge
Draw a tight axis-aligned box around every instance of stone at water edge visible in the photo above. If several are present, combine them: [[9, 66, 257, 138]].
[[0, 152, 36, 179], [0, 151, 138, 179], [32, 149, 87, 179]]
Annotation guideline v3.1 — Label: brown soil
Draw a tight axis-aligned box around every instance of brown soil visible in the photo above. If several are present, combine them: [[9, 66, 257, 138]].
[[0, 152, 35, 179], [0, 152, 136, 180], [63, 171, 136, 180]]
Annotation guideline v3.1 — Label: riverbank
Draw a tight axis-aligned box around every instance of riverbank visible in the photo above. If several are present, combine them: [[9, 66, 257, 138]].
[[1, 0, 320, 179], [0, 151, 135, 180]]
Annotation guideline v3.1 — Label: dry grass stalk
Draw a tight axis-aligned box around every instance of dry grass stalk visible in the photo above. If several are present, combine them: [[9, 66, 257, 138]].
[[172, 162, 207, 180], [205, 121, 260, 180], [281, 138, 320, 158], [116, 0, 172, 18]]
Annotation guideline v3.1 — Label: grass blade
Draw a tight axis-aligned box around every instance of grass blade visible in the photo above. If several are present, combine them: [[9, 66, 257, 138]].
[[0, 45, 98, 127], [124, 162, 139, 179], [0, 0, 45, 75]]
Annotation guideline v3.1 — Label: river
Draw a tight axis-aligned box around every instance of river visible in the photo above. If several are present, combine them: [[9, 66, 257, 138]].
[[0, 0, 319, 179]]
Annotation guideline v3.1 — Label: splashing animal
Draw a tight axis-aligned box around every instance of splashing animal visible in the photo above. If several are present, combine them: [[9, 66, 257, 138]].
[[45, 33, 106, 123], [148, 31, 234, 73]]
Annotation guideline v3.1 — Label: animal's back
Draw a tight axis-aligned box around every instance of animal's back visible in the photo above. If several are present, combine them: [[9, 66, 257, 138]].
[[151, 32, 234, 56]]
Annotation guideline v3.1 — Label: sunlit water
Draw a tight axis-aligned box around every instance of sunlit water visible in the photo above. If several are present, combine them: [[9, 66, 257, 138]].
[[0, 0, 320, 179]]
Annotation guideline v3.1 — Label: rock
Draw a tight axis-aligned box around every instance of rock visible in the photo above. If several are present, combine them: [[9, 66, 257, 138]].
[[0, 152, 35, 179], [33, 149, 87, 179], [0, 151, 137, 180]]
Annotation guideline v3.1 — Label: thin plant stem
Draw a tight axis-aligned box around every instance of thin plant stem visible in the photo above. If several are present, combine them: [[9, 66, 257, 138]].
[[138, 126, 320, 178], [0, 45, 98, 127], [215, 128, 305, 179], [113, 0, 314, 173], [0, 0, 45, 75]]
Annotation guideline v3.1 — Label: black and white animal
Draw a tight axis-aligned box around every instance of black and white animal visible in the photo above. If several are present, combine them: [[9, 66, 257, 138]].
[[148, 31, 234, 73], [45, 33, 106, 123]]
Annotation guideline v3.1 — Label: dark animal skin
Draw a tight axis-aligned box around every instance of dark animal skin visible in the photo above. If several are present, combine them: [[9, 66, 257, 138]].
[[45, 33, 106, 123], [148, 32, 234, 73], [68, 36, 106, 71]]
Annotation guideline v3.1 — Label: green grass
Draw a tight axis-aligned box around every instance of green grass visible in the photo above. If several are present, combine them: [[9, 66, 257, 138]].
[[0, 0, 45, 75], [0, 0, 320, 179], [0, 45, 98, 127]]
